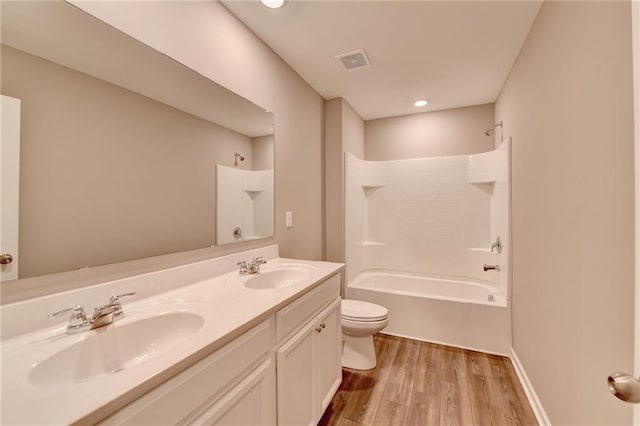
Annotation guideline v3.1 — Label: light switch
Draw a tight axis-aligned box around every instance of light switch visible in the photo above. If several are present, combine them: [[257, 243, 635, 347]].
[[285, 211, 293, 228]]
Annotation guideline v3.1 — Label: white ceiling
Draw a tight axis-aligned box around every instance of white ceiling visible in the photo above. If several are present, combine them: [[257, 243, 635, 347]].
[[222, 0, 543, 120]]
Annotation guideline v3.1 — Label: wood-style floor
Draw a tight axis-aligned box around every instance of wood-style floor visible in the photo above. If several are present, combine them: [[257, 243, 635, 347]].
[[319, 334, 538, 426]]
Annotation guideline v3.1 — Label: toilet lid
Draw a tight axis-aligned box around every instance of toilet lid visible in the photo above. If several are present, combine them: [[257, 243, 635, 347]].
[[341, 299, 388, 322]]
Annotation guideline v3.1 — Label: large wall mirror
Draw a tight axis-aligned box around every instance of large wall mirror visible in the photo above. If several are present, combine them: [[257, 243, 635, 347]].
[[0, 1, 274, 280]]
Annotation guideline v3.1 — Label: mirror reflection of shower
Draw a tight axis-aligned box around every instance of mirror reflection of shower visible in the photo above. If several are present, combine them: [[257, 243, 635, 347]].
[[484, 120, 504, 142], [234, 152, 245, 167]]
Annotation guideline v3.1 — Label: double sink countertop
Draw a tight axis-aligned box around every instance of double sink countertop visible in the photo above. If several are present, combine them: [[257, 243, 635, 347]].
[[1, 256, 343, 425]]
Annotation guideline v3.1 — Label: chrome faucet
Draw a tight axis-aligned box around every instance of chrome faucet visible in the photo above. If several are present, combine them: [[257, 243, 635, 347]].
[[483, 264, 500, 272], [237, 257, 267, 275], [49, 292, 136, 334], [90, 304, 118, 329]]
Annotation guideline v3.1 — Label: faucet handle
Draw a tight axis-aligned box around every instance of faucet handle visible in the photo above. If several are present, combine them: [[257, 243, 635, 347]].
[[49, 305, 86, 319], [237, 261, 250, 274], [109, 292, 136, 320], [109, 292, 136, 304], [49, 305, 88, 332], [252, 257, 267, 265]]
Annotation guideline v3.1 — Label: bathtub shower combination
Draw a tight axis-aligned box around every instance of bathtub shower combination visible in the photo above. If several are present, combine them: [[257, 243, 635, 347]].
[[345, 141, 511, 355]]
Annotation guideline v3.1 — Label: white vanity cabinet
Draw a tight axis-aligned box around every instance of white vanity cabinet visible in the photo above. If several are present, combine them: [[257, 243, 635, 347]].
[[99, 272, 342, 426], [100, 319, 276, 426], [275, 275, 342, 426]]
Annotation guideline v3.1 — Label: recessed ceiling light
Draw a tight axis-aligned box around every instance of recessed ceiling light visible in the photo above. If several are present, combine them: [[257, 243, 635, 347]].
[[414, 100, 428, 107], [261, 0, 284, 8]]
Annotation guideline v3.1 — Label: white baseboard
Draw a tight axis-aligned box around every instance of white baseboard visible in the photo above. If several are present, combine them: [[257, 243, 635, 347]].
[[509, 347, 551, 425]]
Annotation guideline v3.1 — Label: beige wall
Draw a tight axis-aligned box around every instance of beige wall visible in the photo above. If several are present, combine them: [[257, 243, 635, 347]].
[[252, 135, 274, 171], [1, 45, 255, 278], [324, 98, 365, 262], [2, 2, 324, 302], [365, 104, 494, 160], [495, 1, 635, 424], [325, 99, 343, 262], [70, 1, 324, 261], [633, 4, 640, 416]]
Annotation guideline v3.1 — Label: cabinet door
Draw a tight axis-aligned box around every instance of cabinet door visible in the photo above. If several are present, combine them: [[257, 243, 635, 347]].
[[188, 357, 276, 425], [314, 298, 342, 415], [276, 321, 315, 426]]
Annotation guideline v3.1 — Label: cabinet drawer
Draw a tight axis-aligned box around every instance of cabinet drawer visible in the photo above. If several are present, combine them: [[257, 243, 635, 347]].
[[275, 273, 340, 343], [100, 318, 274, 425]]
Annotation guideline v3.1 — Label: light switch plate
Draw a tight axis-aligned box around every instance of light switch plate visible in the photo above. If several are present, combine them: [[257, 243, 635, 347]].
[[285, 211, 293, 228]]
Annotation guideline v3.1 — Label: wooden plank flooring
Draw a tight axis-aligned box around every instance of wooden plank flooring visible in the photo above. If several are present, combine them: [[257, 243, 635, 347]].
[[319, 334, 537, 426]]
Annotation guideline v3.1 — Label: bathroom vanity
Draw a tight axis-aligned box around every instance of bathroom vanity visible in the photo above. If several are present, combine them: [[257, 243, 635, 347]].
[[0, 3, 342, 424], [0, 246, 343, 425]]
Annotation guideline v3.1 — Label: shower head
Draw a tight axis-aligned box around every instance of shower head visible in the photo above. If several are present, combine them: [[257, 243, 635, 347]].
[[484, 121, 503, 140], [233, 152, 245, 166]]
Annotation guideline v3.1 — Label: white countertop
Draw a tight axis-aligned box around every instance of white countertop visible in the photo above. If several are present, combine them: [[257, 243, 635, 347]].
[[0, 255, 343, 425]]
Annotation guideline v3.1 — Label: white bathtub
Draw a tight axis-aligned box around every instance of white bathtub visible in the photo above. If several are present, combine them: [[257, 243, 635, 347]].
[[346, 271, 511, 355]]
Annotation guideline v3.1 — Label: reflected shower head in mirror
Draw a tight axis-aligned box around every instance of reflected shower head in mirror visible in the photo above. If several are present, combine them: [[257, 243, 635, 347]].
[[484, 121, 504, 141], [234, 152, 245, 167]]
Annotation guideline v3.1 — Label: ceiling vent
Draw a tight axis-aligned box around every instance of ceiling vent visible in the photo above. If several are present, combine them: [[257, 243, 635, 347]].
[[335, 49, 371, 70]]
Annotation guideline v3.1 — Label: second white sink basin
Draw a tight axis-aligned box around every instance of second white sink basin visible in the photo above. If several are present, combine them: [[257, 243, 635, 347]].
[[243, 267, 313, 290], [28, 311, 204, 387]]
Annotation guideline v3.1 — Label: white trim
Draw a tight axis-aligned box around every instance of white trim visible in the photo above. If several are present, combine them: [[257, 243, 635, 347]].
[[509, 348, 551, 426], [633, 1, 640, 425]]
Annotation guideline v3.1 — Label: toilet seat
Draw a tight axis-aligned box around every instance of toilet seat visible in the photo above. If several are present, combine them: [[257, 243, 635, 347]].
[[341, 299, 388, 322]]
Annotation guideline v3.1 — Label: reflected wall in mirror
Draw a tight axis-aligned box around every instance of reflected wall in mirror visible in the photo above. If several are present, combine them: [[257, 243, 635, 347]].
[[0, 1, 274, 279]]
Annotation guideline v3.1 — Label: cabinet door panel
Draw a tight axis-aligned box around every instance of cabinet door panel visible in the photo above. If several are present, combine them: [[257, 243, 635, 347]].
[[314, 298, 342, 414], [189, 357, 275, 426], [276, 321, 315, 426]]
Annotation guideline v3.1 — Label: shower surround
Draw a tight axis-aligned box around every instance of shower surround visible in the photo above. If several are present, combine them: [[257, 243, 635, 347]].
[[345, 141, 511, 354]]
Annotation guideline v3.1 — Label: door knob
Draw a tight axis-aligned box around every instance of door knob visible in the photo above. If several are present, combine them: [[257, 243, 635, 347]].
[[0, 254, 13, 265], [608, 372, 640, 403]]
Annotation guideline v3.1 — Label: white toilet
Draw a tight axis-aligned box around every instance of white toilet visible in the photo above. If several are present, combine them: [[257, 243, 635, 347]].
[[341, 299, 389, 370]]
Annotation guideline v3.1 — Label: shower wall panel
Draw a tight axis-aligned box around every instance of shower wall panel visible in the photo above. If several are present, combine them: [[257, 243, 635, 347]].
[[345, 144, 509, 289]]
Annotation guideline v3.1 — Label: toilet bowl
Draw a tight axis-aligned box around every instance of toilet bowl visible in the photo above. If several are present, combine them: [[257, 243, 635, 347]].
[[341, 299, 389, 370]]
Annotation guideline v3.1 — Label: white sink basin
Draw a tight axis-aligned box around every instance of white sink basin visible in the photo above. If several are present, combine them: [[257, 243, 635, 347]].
[[225, 262, 317, 290], [28, 311, 204, 387], [221, 263, 315, 290], [243, 267, 313, 290]]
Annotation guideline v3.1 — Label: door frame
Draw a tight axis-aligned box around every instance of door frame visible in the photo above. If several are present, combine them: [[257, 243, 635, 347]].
[[0, 95, 21, 282]]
